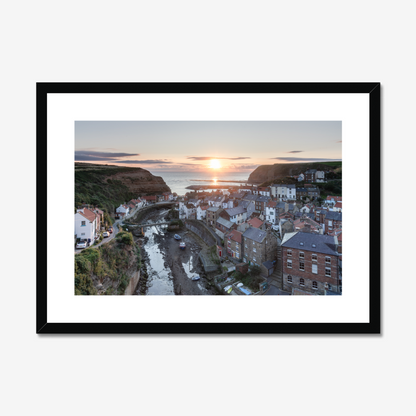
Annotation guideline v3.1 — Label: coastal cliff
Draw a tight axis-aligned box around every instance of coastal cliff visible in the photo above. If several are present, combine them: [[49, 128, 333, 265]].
[[248, 161, 341, 184], [75, 162, 171, 213]]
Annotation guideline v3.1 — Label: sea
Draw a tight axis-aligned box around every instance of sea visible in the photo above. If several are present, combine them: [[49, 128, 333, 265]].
[[150, 171, 250, 195]]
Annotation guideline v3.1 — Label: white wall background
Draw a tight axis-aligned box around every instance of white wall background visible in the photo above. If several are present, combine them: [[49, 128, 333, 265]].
[[0, 1, 411, 416]]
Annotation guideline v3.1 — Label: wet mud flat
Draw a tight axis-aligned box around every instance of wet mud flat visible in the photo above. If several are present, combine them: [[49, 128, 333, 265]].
[[134, 209, 217, 295]]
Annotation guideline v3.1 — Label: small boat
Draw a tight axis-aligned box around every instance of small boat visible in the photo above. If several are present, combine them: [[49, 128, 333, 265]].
[[179, 242, 186, 250], [174, 234, 181, 240], [191, 275, 200, 281]]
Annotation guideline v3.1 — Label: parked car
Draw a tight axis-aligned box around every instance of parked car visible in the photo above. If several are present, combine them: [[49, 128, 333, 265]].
[[103, 231, 110, 238], [108, 227, 113, 233], [76, 241, 87, 249]]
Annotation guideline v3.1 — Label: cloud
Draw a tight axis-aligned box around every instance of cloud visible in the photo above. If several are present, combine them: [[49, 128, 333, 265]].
[[187, 156, 251, 161], [114, 160, 173, 164], [270, 157, 341, 162], [75, 150, 139, 161], [287, 151, 304, 153]]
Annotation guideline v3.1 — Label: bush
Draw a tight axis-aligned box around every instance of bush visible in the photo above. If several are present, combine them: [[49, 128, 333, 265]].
[[249, 264, 261, 276], [116, 231, 134, 245]]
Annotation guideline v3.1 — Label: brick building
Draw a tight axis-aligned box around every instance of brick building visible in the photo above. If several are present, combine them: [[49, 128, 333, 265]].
[[281, 232, 340, 295]]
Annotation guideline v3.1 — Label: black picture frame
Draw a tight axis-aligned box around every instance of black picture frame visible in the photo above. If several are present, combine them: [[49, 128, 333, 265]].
[[37, 82, 380, 334]]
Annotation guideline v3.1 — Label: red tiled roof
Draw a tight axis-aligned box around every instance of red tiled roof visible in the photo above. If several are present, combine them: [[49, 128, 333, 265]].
[[226, 230, 242, 244], [78, 208, 96, 222], [143, 195, 157, 200], [247, 217, 264, 228], [267, 200, 278, 208], [335, 202, 342, 208]]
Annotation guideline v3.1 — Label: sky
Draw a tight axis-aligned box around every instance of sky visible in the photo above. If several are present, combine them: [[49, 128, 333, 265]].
[[75, 121, 342, 173]]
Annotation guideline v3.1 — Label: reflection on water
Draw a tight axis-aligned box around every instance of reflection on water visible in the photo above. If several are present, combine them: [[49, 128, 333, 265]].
[[144, 224, 175, 295]]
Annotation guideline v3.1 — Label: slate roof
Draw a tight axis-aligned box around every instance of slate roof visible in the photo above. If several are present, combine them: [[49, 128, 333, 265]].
[[243, 194, 258, 202], [225, 206, 246, 216], [207, 206, 221, 212], [256, 195, 270, 203], [230, 192, 245, 199], [281, 232, 338, 256], [238, 200, 252, 209], [297, 187, 308, 193], [216, 216, 234, 229], [324, 211, 342, 221], [243, 227, 268, 243], [262, 261, 274, 270]]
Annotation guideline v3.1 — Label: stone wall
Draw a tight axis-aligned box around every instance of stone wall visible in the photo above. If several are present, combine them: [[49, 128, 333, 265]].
[[124, 270, 140, 295], [185, 220, 220, 246]]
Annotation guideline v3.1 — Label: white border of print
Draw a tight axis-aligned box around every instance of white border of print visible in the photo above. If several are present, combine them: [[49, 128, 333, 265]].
[[48, 92, 368, 324]]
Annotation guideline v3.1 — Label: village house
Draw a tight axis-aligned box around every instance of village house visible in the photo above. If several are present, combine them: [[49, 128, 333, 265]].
[[224, 229, 243, 260], [162, 192, 173, 201], [142, 195, 157, 205], [297, 173, 305, 182], [255, 195, 271, 215], [237, 199, 256, 218], [316, 210, 342, 233], [215, 216, 235, 239], [91, 207, 104, 231], [307, 187, 320, 200], [315, 170, 326, 182], [276, 184, 296, 200], [229, 191, 245, 201], [196, 204, 209, 220], [242, 228, 277, 269], [281, 232, 340, 295], [75, 207, 97, 245], [304, 169, 317, 183], [265, 200, 278, 224], [220, 206, 247, 225], [206, 206, 223, 227], [116, 203, 130, 217], [258, 187, 271, 197], [279, 218, 294, 237], [184, 204, 197, 219], [326, 195, 342, 205], [222, 198, 234, 209]]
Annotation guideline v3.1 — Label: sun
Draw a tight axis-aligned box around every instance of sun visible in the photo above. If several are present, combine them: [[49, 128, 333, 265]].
[[209, 159, 221, 169]]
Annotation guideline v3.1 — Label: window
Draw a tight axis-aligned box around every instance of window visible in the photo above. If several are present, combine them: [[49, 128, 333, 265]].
[[253, 257, 256, 262], [325, 257, 331, 264], [81, 221, 86, 226], [245, 244, 248, 248], [287, 259, 292, 268], [299, 260, 304, 271], [299, 252, 304, 259], [287, 250, 292, 257], [312, 254, 317, 262], [300, 278, 305, 286], [312, 264, 318, 274], [312, 281, 318, 289], [325, 267, 331, 277], [287, 275, 292, 283], [253, 248, 256, 252], [81, 233, 85, 236]]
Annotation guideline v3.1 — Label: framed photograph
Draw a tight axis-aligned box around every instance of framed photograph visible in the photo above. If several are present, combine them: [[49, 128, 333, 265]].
[[37, 82, 380, 334]]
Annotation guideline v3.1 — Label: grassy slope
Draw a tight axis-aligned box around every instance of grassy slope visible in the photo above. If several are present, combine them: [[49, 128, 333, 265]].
[[75, 163, 139, 214]]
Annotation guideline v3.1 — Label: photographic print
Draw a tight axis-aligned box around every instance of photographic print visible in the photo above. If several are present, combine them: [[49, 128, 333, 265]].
[[74, 121, 342, 297], [37, 82, 380, 333]]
